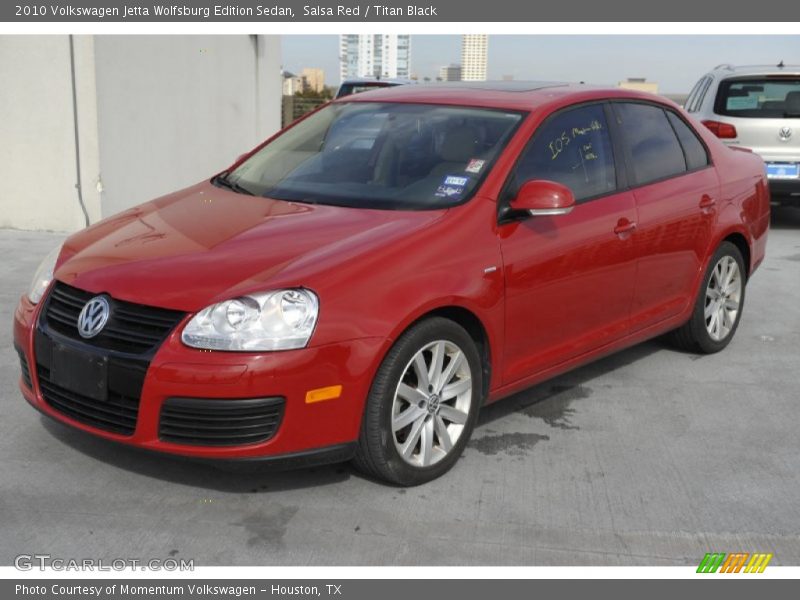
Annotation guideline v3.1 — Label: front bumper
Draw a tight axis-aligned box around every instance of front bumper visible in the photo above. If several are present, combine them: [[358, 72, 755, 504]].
[[13, 289, 387, 461]]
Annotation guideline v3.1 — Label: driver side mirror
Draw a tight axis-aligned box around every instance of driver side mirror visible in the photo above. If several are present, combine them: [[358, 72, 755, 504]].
[[510, 180, 576, 217]]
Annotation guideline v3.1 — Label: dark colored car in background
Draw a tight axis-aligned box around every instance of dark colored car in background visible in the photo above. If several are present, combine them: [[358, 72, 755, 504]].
[[14, 82, 769, 485], [335, 77, 411, 98]]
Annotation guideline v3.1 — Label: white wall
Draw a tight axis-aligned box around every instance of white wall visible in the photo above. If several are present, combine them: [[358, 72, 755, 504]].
[[0, 35, 102, 231], [94, 35, 281, 218], [0, 34, 282, 231]]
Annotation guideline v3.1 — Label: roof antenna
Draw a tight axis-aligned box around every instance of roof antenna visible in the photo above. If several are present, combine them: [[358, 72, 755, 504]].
[[778, 60, 785, 68]]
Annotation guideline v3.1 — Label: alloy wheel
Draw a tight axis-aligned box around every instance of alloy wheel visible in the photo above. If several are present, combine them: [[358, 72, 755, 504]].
[[391, 340, 473, 468], [704, 255, 742, 342]]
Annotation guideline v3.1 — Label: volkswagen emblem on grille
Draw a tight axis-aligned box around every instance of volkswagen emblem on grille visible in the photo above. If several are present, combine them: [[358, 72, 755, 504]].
[[77, 296, 110, 339], [779, 126, 793, 141]]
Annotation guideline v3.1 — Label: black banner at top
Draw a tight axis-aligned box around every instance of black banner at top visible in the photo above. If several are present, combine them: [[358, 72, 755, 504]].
[[3, 0, 800, 22]]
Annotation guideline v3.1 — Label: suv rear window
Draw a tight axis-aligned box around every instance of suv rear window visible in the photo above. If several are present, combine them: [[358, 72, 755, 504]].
[[714, 77, 800, 118]]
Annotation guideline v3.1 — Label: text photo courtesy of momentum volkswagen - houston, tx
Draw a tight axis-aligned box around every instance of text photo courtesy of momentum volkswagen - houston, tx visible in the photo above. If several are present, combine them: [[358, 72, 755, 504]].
[[1, 0, 800, 595]]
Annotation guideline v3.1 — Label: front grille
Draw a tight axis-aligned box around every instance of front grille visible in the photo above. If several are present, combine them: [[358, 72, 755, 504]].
[[34, 331, 147, 436], [44, 282, 185, 355], [159, 397, 285, 446], [15, 346, 32, 388]]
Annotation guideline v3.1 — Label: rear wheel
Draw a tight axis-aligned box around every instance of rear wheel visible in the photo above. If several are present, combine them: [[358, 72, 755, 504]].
[[353, 317, 482, 485], [671, 241, 746, 354]]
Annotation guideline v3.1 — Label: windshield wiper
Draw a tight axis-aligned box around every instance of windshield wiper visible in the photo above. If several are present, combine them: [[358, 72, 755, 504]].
[[783, 112, 800, 118], [212, 173, 255, 196]]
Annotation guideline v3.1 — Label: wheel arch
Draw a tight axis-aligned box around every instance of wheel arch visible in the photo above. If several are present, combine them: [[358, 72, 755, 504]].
[[721, 231, 752, 280], [388, 304, 494, 403]]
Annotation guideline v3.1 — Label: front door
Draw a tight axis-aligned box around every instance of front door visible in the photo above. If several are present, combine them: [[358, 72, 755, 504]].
[[498, 103, 638, 385]]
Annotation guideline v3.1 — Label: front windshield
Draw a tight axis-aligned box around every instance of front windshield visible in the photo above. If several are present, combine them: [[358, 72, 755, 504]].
[[226, 102, 524, 210]]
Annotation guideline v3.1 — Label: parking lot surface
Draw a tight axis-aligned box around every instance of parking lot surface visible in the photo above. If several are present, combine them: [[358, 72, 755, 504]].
[[1, 209, 799, 566]]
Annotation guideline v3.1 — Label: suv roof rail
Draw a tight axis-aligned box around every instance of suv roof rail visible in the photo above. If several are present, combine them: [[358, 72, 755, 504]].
[[713, 63, 735, 71]]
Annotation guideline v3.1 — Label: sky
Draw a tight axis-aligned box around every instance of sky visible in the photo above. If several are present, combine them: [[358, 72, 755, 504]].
[[281, 35, 800, 94]]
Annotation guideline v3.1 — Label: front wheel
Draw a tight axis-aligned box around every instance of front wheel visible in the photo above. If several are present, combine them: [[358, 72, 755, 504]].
[[353, 317, 483, 486], [670, 241, 746, 354]]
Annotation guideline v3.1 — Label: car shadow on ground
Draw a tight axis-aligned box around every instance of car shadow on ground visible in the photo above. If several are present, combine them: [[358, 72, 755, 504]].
[[41, 416, 353, 493], [475, 338, 666, 431]]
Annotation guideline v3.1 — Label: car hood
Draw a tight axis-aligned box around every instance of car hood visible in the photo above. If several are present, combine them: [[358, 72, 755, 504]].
[[56, 182, 446, 312]]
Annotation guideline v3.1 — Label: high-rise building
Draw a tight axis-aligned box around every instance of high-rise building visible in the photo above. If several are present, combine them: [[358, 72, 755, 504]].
[[301, 67, 325, 93], [339, 34, 411, 82], [461, 34, 488, 81], [439, 64, 462, 82]]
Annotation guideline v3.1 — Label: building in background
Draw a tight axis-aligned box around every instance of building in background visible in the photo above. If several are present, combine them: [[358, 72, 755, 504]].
[[618, 77, 659, 93], [461, 34, 488, 81], [439, 64, 462, 82], [339, 34, 411, 82], [301, 67, 325, 93], [282, 68, 326, 95], [0, 35, 282, 232], [282, 71, 304, 95]]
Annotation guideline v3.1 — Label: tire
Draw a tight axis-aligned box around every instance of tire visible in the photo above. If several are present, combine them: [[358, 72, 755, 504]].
[[353, 317, 483, 486], [670, 241, 747, 354]]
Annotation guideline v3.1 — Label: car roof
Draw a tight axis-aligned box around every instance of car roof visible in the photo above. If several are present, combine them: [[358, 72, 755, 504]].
[[711, 64, 800, 77], [337, 80, 674, 111]]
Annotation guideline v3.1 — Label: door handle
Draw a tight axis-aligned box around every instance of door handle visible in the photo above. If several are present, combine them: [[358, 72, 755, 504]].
[[614, 219, 637, 235], [699, 195, 716, 211]]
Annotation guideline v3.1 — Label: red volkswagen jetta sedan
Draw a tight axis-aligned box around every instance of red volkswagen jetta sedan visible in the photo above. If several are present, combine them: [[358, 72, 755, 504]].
[[14, 83, 769, 485]]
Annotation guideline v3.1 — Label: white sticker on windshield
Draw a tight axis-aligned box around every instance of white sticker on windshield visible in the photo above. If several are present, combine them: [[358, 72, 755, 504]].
[[443, 175, 469, 187], [435, 185, 465, 198], [465, 159, 485, 174]]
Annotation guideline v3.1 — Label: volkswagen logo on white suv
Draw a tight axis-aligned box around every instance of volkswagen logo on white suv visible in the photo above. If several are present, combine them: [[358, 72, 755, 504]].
[[779, 126, 793, 141], [77, 296, 110, 339]]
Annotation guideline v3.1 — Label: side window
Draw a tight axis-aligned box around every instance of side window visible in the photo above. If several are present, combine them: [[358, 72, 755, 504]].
[[693, 76, 714, 112], [615, 103, 686, 185], [666, 112, 710, 171], [511, 104, 616, 202], [685, 77, 705, 112]]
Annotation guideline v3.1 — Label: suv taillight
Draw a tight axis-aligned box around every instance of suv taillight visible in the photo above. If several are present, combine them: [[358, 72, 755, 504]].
[[702, 120, 738, 139]]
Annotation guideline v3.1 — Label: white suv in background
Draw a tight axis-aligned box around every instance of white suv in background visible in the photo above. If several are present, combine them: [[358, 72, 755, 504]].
[[686, 63, 800, 205]]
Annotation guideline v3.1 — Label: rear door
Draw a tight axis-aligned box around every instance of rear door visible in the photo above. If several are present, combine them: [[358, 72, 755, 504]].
[[612, 102, 719, 332]]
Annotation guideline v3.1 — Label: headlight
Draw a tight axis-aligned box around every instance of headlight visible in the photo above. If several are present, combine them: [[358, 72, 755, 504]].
[[181, 289, 320, 351], [27, 244, 62, 304]]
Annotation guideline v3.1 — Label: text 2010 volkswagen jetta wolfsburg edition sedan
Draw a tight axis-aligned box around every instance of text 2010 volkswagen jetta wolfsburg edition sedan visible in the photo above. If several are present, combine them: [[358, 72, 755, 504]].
[[14, 83, 769, 485]]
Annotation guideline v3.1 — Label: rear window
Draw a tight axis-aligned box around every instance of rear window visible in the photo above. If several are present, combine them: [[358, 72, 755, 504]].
[[714, 77, 800, 118], [666, 112, 710, 171]]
